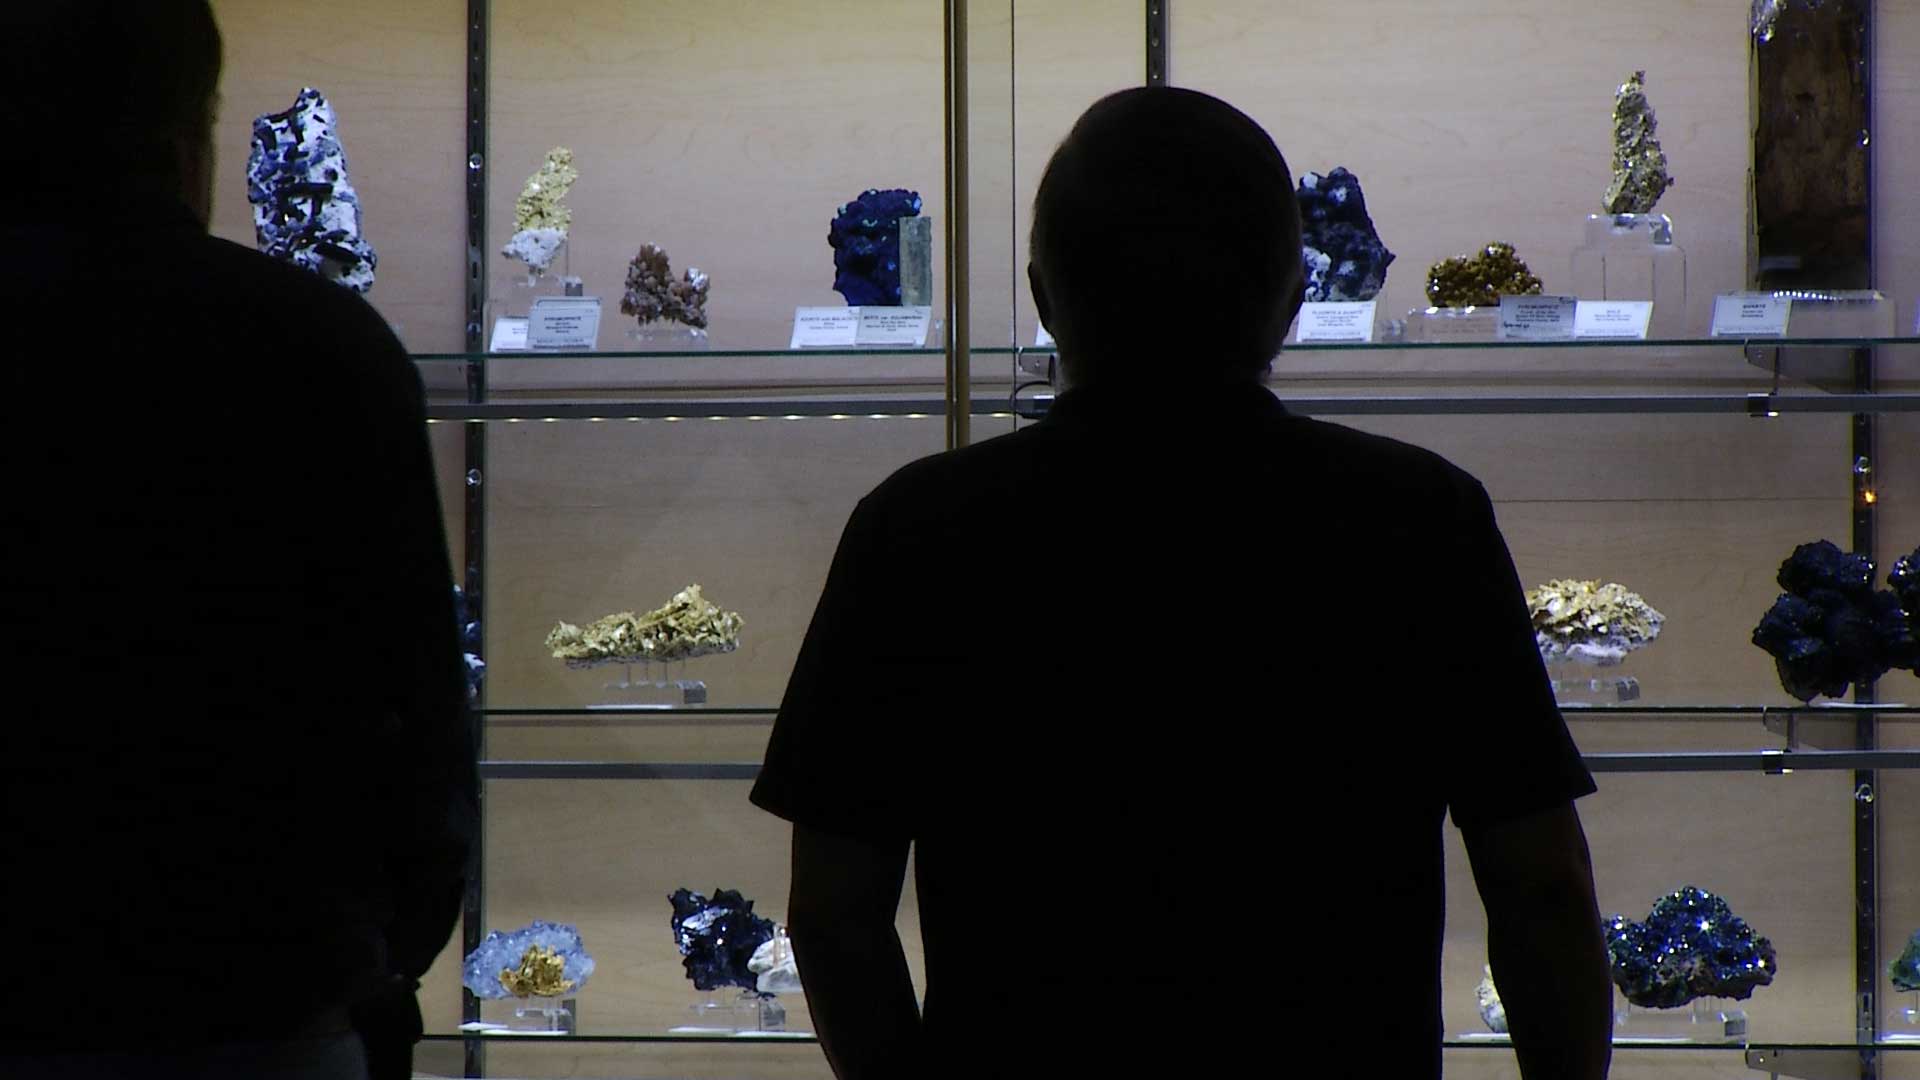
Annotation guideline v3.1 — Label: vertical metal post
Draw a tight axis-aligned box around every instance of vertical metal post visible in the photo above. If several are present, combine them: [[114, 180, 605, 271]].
[[1853, 0, 1879, 1063], [944, 0, 971, 450], [1146, 1, 1168, 86], [461, 1, 489, 1076]]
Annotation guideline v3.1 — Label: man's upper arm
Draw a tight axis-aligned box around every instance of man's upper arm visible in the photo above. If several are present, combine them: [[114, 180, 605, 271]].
[[1438, 475, 1597, 831]]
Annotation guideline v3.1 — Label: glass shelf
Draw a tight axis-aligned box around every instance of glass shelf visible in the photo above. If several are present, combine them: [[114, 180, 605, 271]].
[[474, 704, 1920, 718], [419, 1032, 1920, 1050]]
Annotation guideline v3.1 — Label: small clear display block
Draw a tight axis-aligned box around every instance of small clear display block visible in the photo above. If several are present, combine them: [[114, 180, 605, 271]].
[[1570, 213, 1687, 337], [1889, 991, 1920, 1042], [1403, 305, 1498, 342], [1613, 998, 1746, 1044], [626, 323, 710, 351], [670, 991, 787, 1035], [575, 658, 713, 708], [461, 996, 577, 1036], [1547, 661, 1642, 705]]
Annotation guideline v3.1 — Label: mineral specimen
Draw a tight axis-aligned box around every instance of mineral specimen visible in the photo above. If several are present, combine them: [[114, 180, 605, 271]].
[[1751, 540, 1919, 701], [828, 188, 923, 306], [621, 244, 710, 329], [462, 921, 596, 1000], [1603, 72, 1674, 215], [1476, 966, 1508, 1033], [502, 148, 578, 278], [1890, 545, 1920, 616], [1751, 0, 1786, 43], [748, 928, 802, 995], [669, 888, 776, 995], [1605, 887, 1777, 1009], [1893, 930, 1920, 992], [1296, 167, 1395, 302], [247, 88, 377, 293], [1424, 243, 1542, 308], [454, 585, 484, 704], [545, 585, 743, 665], [1527, 580, 1665, 667]]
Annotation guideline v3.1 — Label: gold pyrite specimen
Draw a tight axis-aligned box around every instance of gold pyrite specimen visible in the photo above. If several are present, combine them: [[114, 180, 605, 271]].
[[1424, 243, 1543, 308], [545, 585, 744, 665], [500, 944, 576, 998], [1526, 579, 1665, 667], [513, 147, 577, 233], [1602, 71, 1673, 215]]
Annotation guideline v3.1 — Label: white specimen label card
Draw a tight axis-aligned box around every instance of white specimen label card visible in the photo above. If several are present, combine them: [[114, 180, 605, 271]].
[[1573, 300, 1654, 340], [1711, 294, 1792, 337], [1035, 325, 1056, 348], [488, 316, 529, 352], [854, 306, 933, 346], [1295, 301, 1377, 343], [790, 307, 861, 348], [1496, 295, 1578, 341], [528, 296, 601, 350]]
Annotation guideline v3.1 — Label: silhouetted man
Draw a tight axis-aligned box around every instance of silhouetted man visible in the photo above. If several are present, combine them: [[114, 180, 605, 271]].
[[0, 4, 476, 1079], [754, 87, 1611, 1079]]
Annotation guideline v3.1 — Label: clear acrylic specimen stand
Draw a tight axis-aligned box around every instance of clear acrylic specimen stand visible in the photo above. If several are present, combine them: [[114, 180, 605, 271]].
[[1546, 660, 1642, 705], [1612, 996, 1746, 1043], [627, 322, 710, 350], [1570, 213, 1687, 337], [462, 995, 577, 1036], [670, 990, 787, 1034], [1891, 991, 1920, 1041]]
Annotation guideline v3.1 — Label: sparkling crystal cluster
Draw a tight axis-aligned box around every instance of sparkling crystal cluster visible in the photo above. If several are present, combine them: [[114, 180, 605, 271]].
[[502, 148, 577, 277], [621, 244, 710, 329], [1603, 72, 1673, 215], [1892, 930, 1920, 992], [1424, 243, 1542, 308], [247, 88, 377, 293], [828, 189, 922, 306], [545, 585, 743, 665], [1476, 965, 1508, 1033], [748, 928, 802, 995], [1295, 167, 1394, 302], [1606, 887, 1776, 1009], [462, 921, 595, 1000], [1527, 580, 1665, 667], [454, 585, 484, 704], [1752, 540, 1920, 701], [669, 888, 776, 995]]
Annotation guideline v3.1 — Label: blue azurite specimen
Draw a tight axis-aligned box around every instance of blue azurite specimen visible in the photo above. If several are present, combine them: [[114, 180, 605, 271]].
[[828, 189, 922, 306], [1752, 540, 1917, 701], [247, 88, 377, 293], [1295, 167, 1395, 302], [670, 887, 776, 995], [462, 921, 596, 999], [1890, 546, 1920, 616], [1606, 887, 1777, 1008], [453, 585, 485, 704], [1892, 930, 1920, 992]]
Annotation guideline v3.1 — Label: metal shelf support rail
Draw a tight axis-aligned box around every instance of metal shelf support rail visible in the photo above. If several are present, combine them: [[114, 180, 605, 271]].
[[460, 1, 488, 1075]]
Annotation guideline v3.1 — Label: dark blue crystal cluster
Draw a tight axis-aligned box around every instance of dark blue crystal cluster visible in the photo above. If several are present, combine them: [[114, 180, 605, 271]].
[[1295, 167, 1395, 302], [670, 888, 776, 995], [1752, 540, 1920, 701], [1892, 930, 1920, 992], [828, 189, 922, 306], [1606, 887, 1777, 1008], [454, 585, 484, 704], [247, 87, 377, 293]]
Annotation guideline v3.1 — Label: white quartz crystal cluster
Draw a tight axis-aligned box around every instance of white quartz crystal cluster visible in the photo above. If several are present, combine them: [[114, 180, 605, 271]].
[[1476, 965, 1508, 1033]]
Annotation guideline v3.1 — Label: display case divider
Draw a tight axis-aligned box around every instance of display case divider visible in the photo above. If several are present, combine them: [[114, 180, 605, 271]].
[[944, 0, 972, 449], [461, 1, 490, 1075], [1146, 1, 1167, 86]]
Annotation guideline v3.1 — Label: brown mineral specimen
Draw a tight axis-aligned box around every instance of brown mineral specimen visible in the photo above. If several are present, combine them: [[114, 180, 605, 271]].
[[1425, 243, 1544, 308], [1603, 71, 1673, 215], [620, 244, 711, 329]]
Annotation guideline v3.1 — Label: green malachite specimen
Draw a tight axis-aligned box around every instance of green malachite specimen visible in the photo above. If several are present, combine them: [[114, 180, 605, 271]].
[[1424, 243, 1542, 308], [1893, 929, 1920, 992], [1603, 71, 1673, 214]]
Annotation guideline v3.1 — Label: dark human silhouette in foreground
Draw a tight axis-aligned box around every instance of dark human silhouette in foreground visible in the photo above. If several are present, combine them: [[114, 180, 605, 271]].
[[754, 87, 1612, 1080], [0, 4, 476, 1079]]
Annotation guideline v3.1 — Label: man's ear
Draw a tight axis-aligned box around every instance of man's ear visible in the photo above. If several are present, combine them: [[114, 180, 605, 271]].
[[1028, 263, 1053, 332]]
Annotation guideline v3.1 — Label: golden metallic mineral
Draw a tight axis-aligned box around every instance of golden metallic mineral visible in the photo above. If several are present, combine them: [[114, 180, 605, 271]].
[[1602, 71, 1673, 215], [1424, 242, 1543, 308], [1527, 579, 1665, 666], [513, 147, 577, 233], [500, 944, 575, 999], [546, 584, 744, 664]]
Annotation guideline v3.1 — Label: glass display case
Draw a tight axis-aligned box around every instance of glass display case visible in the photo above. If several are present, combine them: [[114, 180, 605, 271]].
[[202, 1, 1920, 1077]]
